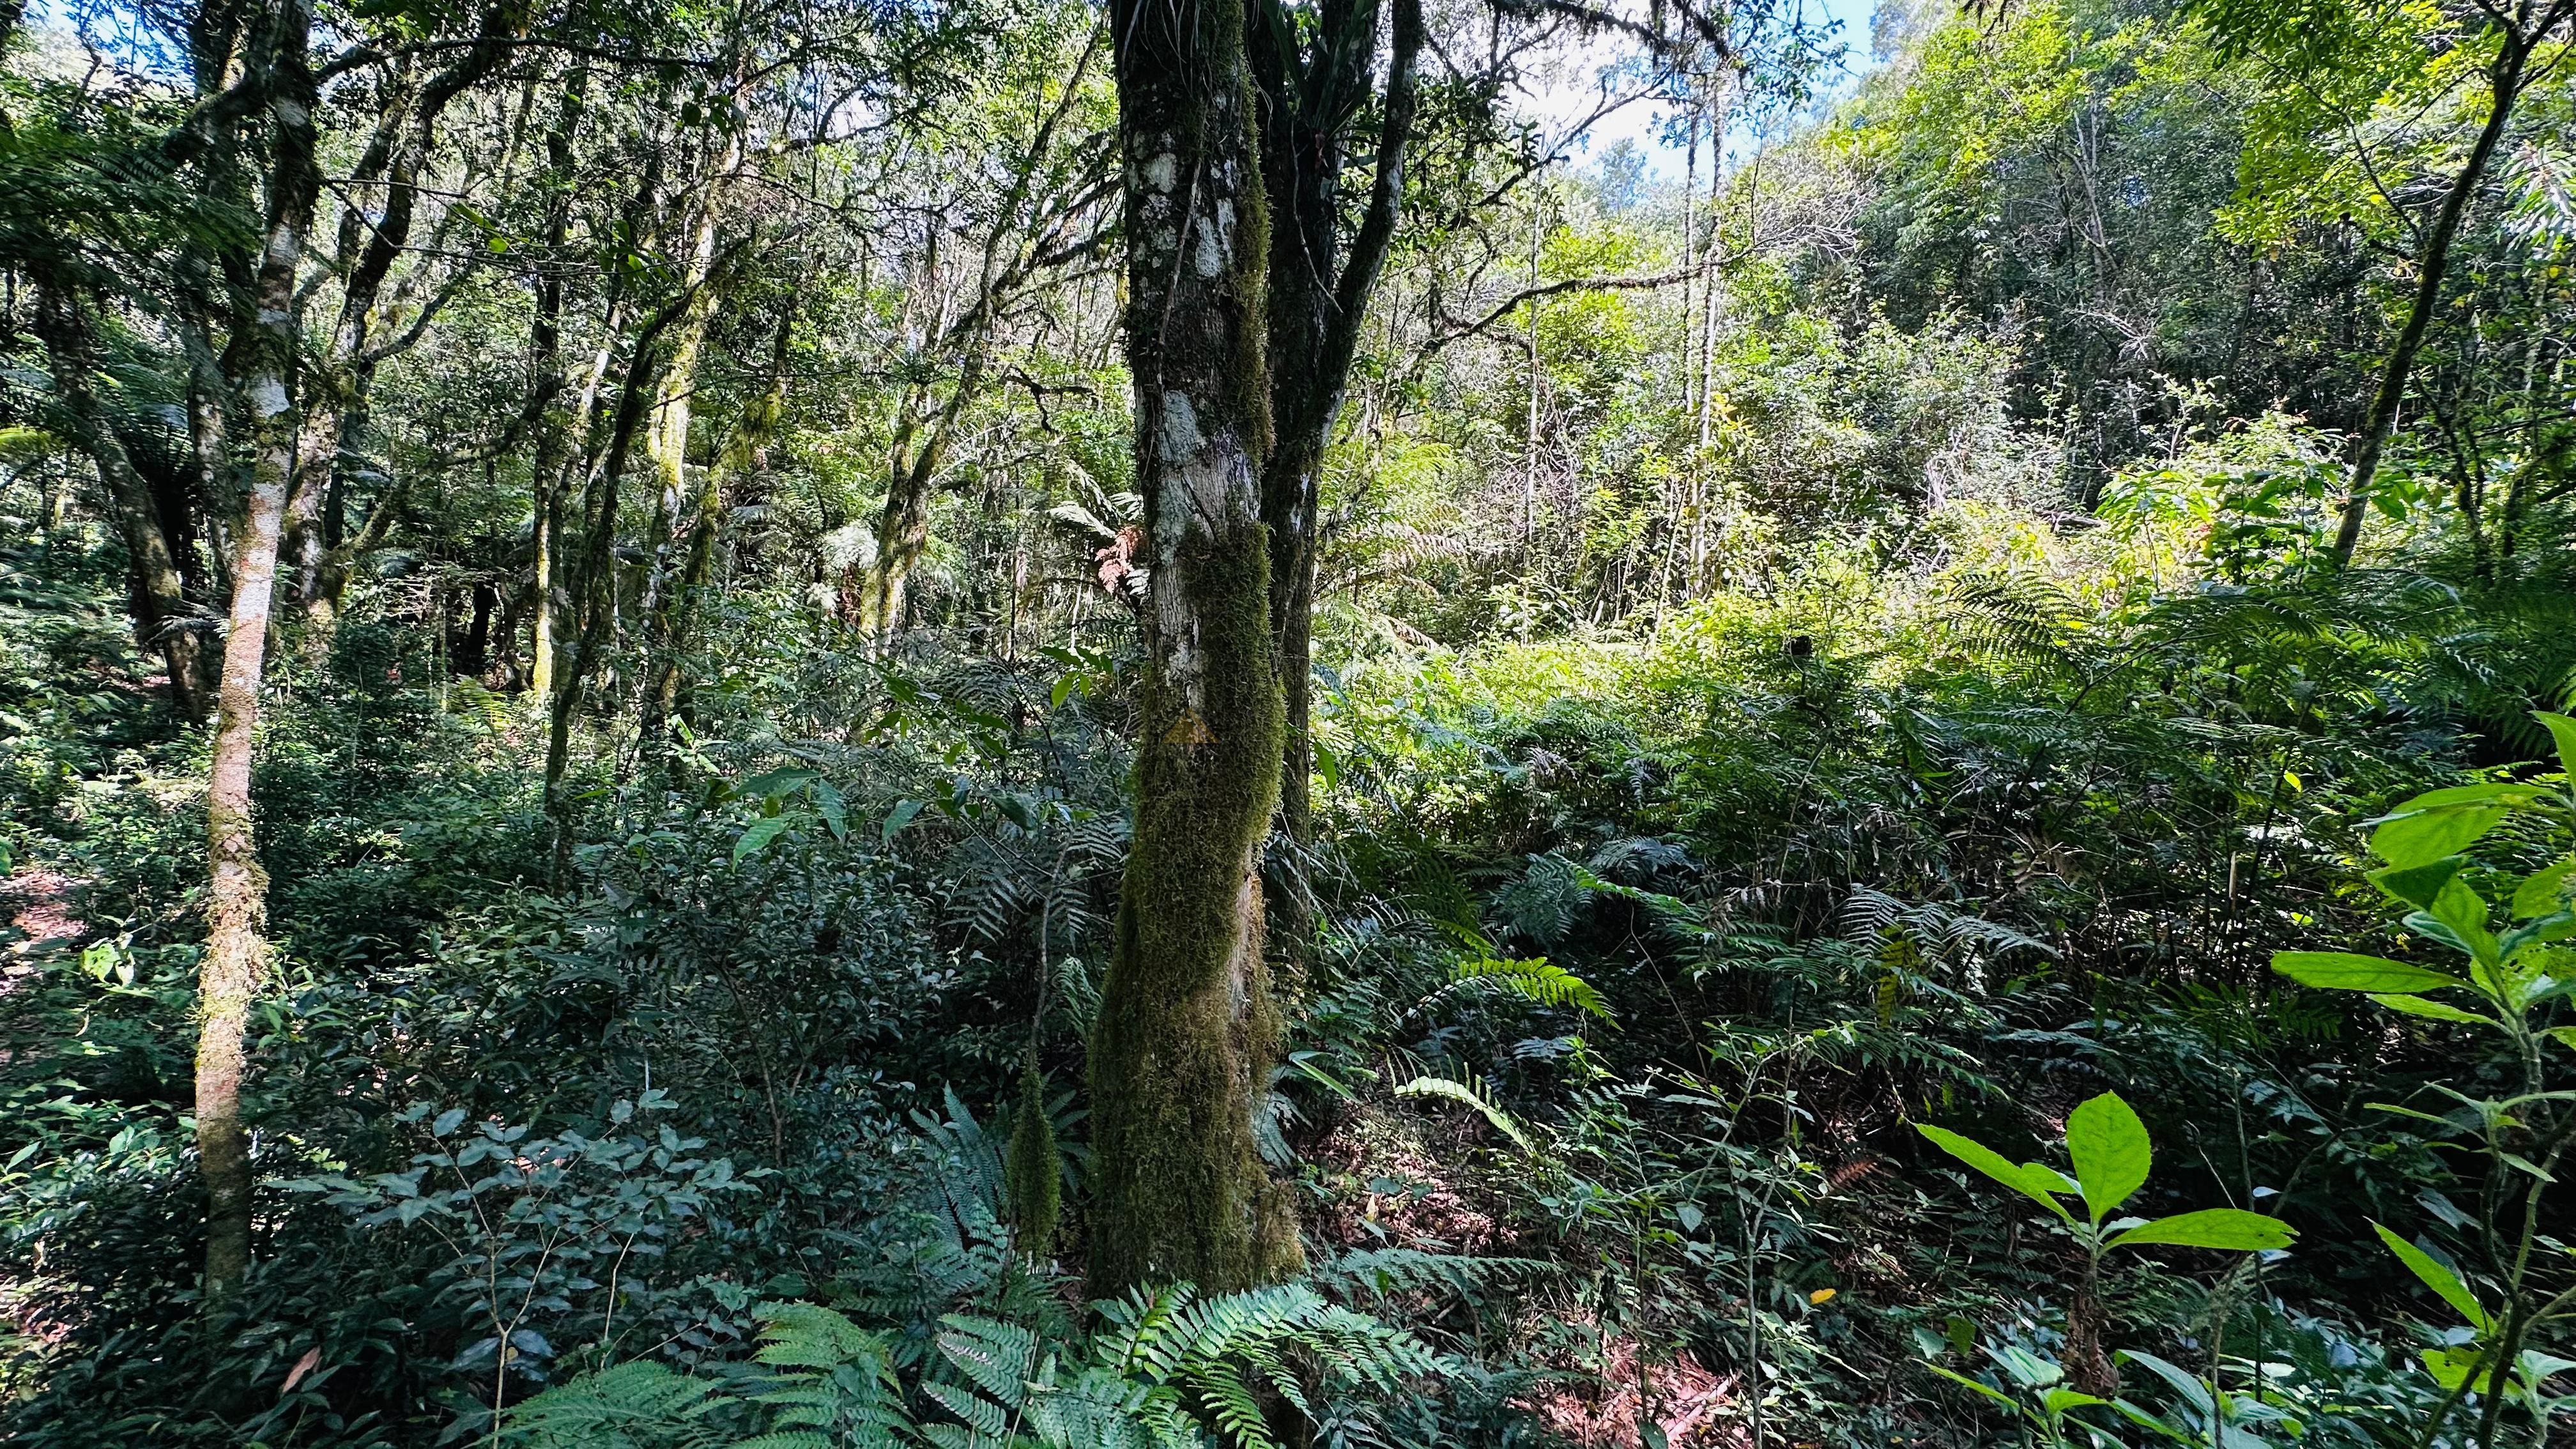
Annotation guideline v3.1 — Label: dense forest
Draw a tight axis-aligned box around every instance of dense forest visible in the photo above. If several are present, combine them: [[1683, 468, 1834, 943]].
[[4, 0, 2576, 1443]]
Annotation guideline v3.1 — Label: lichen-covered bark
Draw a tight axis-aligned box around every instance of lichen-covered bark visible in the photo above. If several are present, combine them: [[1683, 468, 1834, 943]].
[[200, 0, 319, 1300], [1088, 0, 1299, 1297]]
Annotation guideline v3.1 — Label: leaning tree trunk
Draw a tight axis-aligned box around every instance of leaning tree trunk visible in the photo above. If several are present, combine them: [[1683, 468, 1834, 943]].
[[2328, 30, 2531, 567], [199, 0, 319, 1301], [1087, 0, 1298, 1295], [33, 278, 211, 719]]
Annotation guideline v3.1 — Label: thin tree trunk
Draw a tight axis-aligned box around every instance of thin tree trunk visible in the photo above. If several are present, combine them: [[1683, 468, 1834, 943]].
[[2328, 32, 2533, 566], [199, 0, 319, 1300], [636, 131, 739, 661], [1089, 0, 1294, 1296], [643, 311, 791, 733], [544, 298, 680, 881], [34, 279, 211, 718], [526, 77, 586, 702]]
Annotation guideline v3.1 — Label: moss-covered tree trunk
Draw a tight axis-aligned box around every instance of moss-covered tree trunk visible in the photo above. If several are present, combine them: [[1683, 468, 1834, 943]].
[[1087, 0, 1298, 1296]]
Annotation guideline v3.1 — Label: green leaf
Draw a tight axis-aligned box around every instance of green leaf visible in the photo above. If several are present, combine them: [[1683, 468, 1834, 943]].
[[882, 799, 924, 843], [2423, 877, 2498, 963], [2066, 1092, 2152, 1223], [2043, 1386, 2110, 1415], [2372, 857, 2465, 911], [1915, 1124, 2075, 1222], [733, 816, 793, 862], [2423, 1345, 2500, 1395], [2373, 1223, 2488, 1329], [741, 766, 820, 801], [815, 779, 848, 841], [1924, 1362, 2017, 1407], [2368, 994, 2499, 1027], [2271, 952, 2465, 993], [2536, 712, 2576, 779], [2513, 860, 2575, 920], [2373, 803, 2506, 869], [2104, 1208, 2295, 1252]]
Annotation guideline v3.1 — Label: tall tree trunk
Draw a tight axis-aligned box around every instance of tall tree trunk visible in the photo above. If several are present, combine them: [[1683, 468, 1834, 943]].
[[643, 312, 790, 732], [33, 279, 212, 718], [1248, 0, 1420, 969], [544, 322, 670, 882], [636, 151, 737, 675], [2327, 30, 2533, 566], [1088, 0, 1296, 1295], [199, 0, 319, 1300], [526, 77, 585, 702]]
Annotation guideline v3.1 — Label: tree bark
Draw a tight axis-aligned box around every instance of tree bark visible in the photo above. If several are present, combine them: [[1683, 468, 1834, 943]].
[[527, 75, 586, 703], [1088, 0, 1296, 1295], [33, 279, 213, 718], [643, 310, 791, 733], [1247, 0, 1420, 977], [544, 305, 678, 882], [199, 0, 319, 1301], [2327, 28, 2533, 566]]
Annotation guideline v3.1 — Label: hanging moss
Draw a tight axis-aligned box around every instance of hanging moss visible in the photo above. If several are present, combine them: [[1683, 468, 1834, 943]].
[[1005, 1062, 1062, 1257]]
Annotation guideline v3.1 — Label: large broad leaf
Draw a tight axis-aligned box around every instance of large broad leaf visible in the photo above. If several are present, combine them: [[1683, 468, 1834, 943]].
[[2368, 994, 2498, 1027], [2372, 857, 2465, 910], [732, 815, 793, 862], [2537, 712, 2576, 780], [2104, 1208, 2294, 1252], [2372, 801, 2507, 869], [1917, 1124, 2074, 1222], [739, 766, 820, 801], [2272, 952, 2465, 994], [2373, 1223, 2488, 1330], [2423, 1345, 2501, 1395], [2423, 878, 2499, 965], [2066, 1092, 2151, 1223], [2512, 859, 2575, 921]]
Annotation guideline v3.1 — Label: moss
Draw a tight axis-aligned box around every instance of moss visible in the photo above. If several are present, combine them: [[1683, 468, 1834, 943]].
[[1004, 1062, 1062, 1257], [1089, 517, 1289, 1294], [1091, 0, 1298, 1299]]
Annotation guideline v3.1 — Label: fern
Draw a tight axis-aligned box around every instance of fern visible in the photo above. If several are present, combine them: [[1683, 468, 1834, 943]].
[[516, 1276, 1438, 1449], [1311, 1246, 1555, 1302], [1452, 954, 1611, 1022], [1392, 1071, 1535, 1152], [505, 1360, 735, 1448]]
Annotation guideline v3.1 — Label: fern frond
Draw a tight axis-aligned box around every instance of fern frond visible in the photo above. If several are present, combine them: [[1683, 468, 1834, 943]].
[[1394, 1072, 1535, 1152], [919, 1379, 1011, 1443], [503, 1360, 731, 1448], [1453, 955, 1612, 1022], [938, 1314, 1038, 1404]]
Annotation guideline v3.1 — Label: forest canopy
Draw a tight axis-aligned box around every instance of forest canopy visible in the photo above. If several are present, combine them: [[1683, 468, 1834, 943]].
[[4, 0, 2576, 1445]]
